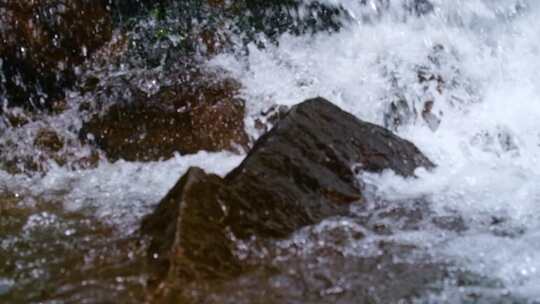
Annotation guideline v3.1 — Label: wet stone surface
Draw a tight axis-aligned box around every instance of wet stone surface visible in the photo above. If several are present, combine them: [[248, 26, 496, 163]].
[[80, 71, 249, 162], [0, 1, 112, 110]]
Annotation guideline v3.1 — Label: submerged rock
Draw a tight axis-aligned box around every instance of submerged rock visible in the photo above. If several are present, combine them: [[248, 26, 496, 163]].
[[107, 0, 347, 77], [141, 97, 433, 296], [80, 73, 249, 162], [0, 1, 112, 110]]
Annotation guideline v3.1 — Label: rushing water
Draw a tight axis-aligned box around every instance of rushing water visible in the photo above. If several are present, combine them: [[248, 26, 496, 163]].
[[2, 0, 540, 302], [213, 0, 540, 301]]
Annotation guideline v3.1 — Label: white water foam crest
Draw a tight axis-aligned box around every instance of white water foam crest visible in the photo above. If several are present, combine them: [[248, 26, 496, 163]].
[[211, 0, 540, 300], [0, 151, 243, 234]]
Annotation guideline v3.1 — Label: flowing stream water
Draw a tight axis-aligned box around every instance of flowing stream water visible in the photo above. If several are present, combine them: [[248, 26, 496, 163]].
[[2, 0, 540, 302]]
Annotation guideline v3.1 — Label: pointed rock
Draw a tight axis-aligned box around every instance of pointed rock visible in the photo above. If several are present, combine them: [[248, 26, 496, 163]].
[[141, 97, 434, 289]]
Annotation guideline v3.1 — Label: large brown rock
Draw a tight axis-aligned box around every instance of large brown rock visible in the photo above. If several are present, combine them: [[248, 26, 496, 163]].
[[222, 97, 433, 239], [142, 167, 241, 286], [80, 74, 249, 161], [0, 1, 112, 109], [141, 97, 434, 294]]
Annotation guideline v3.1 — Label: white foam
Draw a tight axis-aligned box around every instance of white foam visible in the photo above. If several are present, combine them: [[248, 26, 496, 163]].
[[0, 151, 243, 234]]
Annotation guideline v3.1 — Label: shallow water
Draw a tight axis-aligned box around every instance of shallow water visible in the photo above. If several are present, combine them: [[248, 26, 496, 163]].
[[3, 0, 540, 302]]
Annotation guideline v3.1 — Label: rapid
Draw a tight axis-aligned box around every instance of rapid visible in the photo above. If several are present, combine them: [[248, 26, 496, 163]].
[[2, 0, 540, 302]]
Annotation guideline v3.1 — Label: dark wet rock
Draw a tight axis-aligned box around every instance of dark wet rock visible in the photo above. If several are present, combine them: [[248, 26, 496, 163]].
[[80, 73, 249, 162], [0, 1, 112, 110], [141, 97, 434, 294], [112, 0, 432, 59], [142, 167, 242, 284], [222, 98, 433, 239], [34, 128, 64, 153]]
